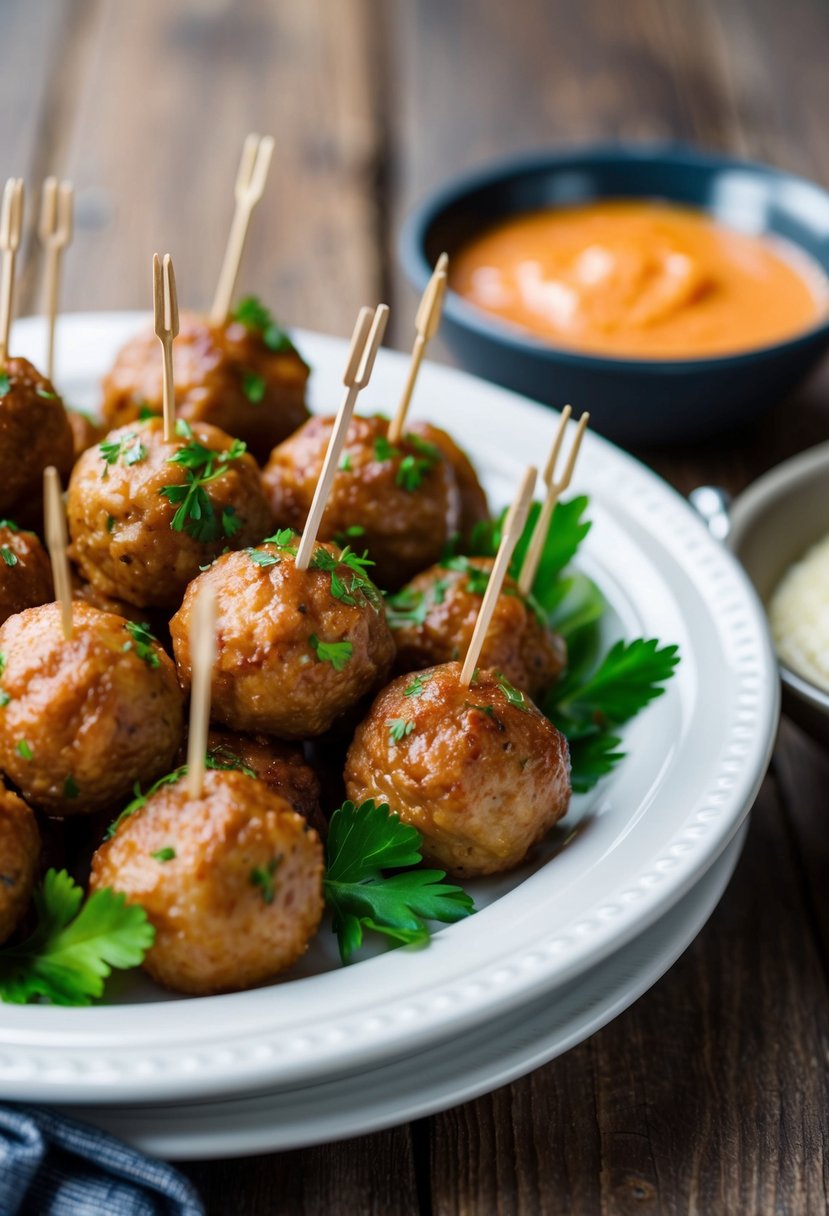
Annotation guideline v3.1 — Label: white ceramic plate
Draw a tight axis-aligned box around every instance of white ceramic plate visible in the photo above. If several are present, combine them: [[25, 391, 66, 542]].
[[58, 823, 747, 1158], [0, 315, 778, 1106]]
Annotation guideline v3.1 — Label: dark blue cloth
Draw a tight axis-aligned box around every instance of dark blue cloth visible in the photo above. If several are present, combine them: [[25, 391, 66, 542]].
[[0, 1104, 204, 1215]]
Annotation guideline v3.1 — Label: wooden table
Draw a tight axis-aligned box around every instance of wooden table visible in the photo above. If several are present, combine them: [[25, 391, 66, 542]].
[[5, 1, 829, 1211]]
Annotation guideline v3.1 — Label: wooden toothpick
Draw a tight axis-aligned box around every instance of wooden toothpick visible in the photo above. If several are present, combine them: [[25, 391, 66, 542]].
[[459, 465, 537, 687], [38, 177, 74, 382], [388, 252, 448, 444], [43, 466, 73, 641], [294, 303, 390, 571], [153, 253, 180, 442], [210, 133, 274, 325], [0, 178, 24, 364], [518, 408, 589, 597], [187, 585, 217, 800]]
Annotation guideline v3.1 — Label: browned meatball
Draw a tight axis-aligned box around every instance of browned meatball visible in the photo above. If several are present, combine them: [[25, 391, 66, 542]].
[[0, 785, 40, 944], [70, 574, 147, 624], [66, 409, 106, 462], [0, 521, 53, 627], [0, 357, 73, 516], [101, 309, 310, 463], [0, 602, 183, 816], [177, 727, 326, 835], [262, 414, 462, 590], [90, 768, 324, 995], [389, 557, 566, 700], [407, 421, 489, 542], [170, 536, 395, 739], [345, 662, 571, 877], [67, 417, 272, 609]]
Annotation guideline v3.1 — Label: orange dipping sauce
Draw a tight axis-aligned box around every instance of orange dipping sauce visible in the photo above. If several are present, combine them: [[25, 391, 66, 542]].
[[450, 200, 828, 359]]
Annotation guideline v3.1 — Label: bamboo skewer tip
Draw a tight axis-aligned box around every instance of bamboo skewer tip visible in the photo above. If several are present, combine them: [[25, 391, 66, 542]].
[[295, 304, 389, 570], [388, 254, 449, 444], [0, 177, 24, 364], [459, 464, 538, 687], [43, 466, 73, 641], [187, 586, 217, 801], [518, 409, 590, 597], [153, 253, 180, 442], [38, 177, 74, 381], [210, 133, 275, 325]]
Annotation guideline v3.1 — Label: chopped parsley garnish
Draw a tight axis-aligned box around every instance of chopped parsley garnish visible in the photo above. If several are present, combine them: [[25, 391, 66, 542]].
[[495, 673, 529, 711], [250, 856, 283, 905], [206, 743, 256, 779], [16, 740, 32, 760], [403, 673, 432, 698], [99, 432, 146, 478], [0, 372, 10, 396], [385, 587, 429, 628], [246, 529, 297, 567], [441, 555, 490, 596], [0, 520, 18, 532], [160, 437, 246, 542], [323, 800, 475, 963], [309, 634, 353, 671], [0, 692, 10, 707], [105, 752, 258, 838], [122, 621, 161, 669], [0, 652, 5, 674], [0, 869, 154, 1006], [464, 701, 494, 716], [371, 433, 441, 492], [36, 386, 57, 399], [138, 404, 157, 421], [310, 545, 381, 610], [0, 546, 17, 567], [106, 515, 115, 533], [242, 370, 266, 403], [339, 453, 352, 472], [151, 847, 176, 863], [333, 524, 365, 548], [387, 718, 415, 744], [231, 296, 298, 355], [373, 436, 399, 463], [63, 775, 79, 800]]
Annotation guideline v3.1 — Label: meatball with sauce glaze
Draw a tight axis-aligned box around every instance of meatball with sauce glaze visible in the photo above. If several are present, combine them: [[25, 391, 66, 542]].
[[67, 416, 272, 609], [0, 784, 40, 944], [90, 768, 325, 995], [345, 662, 571, 877], [0, 521, 53, 627], [170, 536, 395, 739], [389, 556, 566, 700], [101, 308, 310, 463], [262, 414, 462, 590], [406, 421, 490, 542], [0, 602, 183, 816], [0, 357, 73, 516]]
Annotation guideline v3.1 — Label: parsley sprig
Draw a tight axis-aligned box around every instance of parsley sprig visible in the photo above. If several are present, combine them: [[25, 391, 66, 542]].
[[0, 869, 154, 1006], [324, 800, 474, 963], [309, 634, 353, 671], [105, 752, 256, 839], [99, 431, 147, 479], [372, 433, 442, 492], [160, 437, 246, 542], [230, 296, 299, 356], [122, 621, 161, 669]]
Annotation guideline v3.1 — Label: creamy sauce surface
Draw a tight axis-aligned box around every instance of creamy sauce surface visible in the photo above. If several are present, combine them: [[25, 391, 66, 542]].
[[770, 531, 829, 694], [451, 200, 828, 358]]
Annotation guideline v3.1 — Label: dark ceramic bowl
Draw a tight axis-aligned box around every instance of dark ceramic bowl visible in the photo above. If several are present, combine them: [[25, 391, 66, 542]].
[[399, 145, 829, 446]]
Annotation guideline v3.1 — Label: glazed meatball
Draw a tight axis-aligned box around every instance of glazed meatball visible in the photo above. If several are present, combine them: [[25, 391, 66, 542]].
[[0, 357, 73, 516], [170, 537, 395, 739], [262, 414, 462, 590], [407, 421, 489, 542], [179, 727, 326, 835], [345, 662, 571, 877], [0, 602, 183, 816], [67, 417, 272, 609], [0, 785, 40, 944], [101, 309, 309, 463], [66, 409, 105, 463], [90, 768, 324, 995], [389, 557, 566, 700], [0, 521, 53, 627]]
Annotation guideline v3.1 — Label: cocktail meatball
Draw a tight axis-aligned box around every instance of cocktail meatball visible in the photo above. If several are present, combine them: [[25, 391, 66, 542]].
[[0, 602, 183, 816], [170, 536, 395, 739], [345, 662, 571, 877], [0, 785, 40, 944], [262, 414, 462, 590], [101, 309, 309, 463], [90, 768, 324, 995], [0, 357, 73, 516], [67, 417, 272, 609], [66, 409, 105, 463], [179, 727, 326, 835], [389, 557, 565, 700], [0, 521, 53, 627], [407, 421, 489, 542]]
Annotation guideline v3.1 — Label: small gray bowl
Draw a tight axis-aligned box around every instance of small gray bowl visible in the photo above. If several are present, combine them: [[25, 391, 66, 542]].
[[724, 443, 829, 746]]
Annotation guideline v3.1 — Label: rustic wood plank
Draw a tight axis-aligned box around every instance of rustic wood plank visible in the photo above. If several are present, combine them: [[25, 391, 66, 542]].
[[55, 0, 385, 336], [182, 1125, 420, 1216], [428, 775, 829, 1215]]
